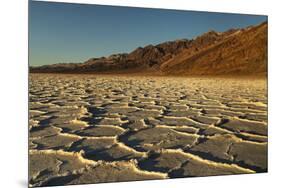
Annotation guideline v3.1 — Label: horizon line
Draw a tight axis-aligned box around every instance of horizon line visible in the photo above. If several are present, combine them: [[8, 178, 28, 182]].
[[29, 20, 267, 67]]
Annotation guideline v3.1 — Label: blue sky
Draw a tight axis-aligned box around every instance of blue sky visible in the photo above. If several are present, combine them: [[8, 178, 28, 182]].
[[29, 1, 267, 66]]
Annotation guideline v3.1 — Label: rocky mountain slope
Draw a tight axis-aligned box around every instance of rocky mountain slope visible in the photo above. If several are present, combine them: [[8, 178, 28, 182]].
[[30, 22, 267, 76]]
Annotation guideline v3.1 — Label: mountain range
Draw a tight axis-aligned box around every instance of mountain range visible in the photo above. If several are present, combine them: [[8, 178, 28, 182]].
[[30, 21, 267, 76]]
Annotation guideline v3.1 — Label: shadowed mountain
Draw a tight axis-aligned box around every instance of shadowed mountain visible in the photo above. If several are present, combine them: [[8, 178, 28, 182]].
[[30, 22, 267, 76]]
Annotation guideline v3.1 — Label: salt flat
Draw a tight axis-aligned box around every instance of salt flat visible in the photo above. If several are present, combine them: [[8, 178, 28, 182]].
[[29, 74, 267, 187]]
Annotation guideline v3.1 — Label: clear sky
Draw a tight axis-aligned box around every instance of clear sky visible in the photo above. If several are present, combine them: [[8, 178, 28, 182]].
[[29, 1, 267, 66]]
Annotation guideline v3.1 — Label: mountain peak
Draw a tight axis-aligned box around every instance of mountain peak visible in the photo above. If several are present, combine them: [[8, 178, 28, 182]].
[[30, 22, 267, 76]]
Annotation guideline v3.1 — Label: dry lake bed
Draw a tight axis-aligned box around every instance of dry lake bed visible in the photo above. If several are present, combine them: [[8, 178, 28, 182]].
[[29, 74, 268, 187]]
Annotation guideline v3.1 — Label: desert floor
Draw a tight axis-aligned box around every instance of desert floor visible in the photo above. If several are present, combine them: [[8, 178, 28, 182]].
[[29, 74, 267, 187]]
